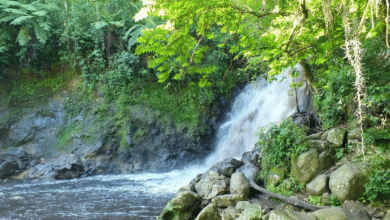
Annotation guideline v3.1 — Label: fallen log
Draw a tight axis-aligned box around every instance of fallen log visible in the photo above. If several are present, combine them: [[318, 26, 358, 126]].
[[249, 180, 329, 211]]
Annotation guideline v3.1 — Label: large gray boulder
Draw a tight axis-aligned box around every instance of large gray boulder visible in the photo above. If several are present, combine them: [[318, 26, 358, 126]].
[[342, 200, 370, 220], [327, 128, 347, 147], [236, 204, 262, 220], [269, 209, 316, 220], [158, 190, 201, 220], [195, 170, 229, 199], [52, 154, 84, 179], [209, 158, 243, 177], [291, 148, 320, 184], [230, 172, 251, 196], [221, 206, 241, 220], [27, 163, 56, 180], [306, 174, 328, 196], [329, 163, 369, 203], [212, 194, 247, 208], [0, 161, 18, 178], [27, 154, 84, 180], [235, 162, 261, 184], [195, 204, 221, 220], [312, 207, 346, 220]]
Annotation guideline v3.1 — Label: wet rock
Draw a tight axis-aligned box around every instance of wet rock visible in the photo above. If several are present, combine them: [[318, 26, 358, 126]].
[[306, 174, 328, 196], [289, 111, 318, 132], [0, 161, 18, 178], [327, 128, 346, 147], [269, 209, 315, 220], [329, 163, 369, 203], [312, 207, 346, 220], [209, 158, 243, 177], [195, 171, 229, 199], [291, 148, 320, 184], [195, 204, 221, 220], [52, 154, 84, 180], [221, 206, 241, 220], [236, 204, 262, 220], [27, 163, 56, 180], [241, 148, 261, 166], [235, 162, 261, 184], [158, 190, 201, 220], [212, 194, 247, 208], [230, 172, 251, 196], [342, 200, 370, 220]]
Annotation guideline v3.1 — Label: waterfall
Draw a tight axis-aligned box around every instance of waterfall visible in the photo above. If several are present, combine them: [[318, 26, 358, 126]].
[[205, 64, 312, 166]]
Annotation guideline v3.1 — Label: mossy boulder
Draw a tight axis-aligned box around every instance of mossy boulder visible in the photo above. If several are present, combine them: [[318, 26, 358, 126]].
[[266, 166, 287, 187], [212, 194, 247, 208], [230, 172, 251, 196], [347, 127, 363, 140], [221, 206, 241, 220], [195, 171, 229, 199], [291, 148, 320, 184], [195, 204, 221, 220], [269, 209, 316, 220], [306, 174, 328, 196], [329, 163, 369, 203], [327, 128, 346, 147], [236, 204, 262, 220], [312, 207, 346, 220], [157, 190, 201, 220]]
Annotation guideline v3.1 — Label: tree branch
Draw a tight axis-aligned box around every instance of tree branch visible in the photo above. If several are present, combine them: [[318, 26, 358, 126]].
[[249, 180, 328, 211]]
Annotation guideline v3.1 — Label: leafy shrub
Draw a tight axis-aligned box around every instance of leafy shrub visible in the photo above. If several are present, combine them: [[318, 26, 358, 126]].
[[364, 127, 390, 150], [102, 52, 143, 101], [329, 195, 341, 206], [363, 169, 390, 203], [256, 119, 308, 177], [313, 64, 355, 129]]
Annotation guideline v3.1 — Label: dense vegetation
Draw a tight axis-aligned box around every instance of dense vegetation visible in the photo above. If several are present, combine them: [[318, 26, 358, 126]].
[[1, 0, 390, 205]]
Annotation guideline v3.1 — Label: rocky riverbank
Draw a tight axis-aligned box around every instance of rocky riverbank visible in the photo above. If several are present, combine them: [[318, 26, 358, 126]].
[[0, 90, 221, 182], [157, 126, 390, 220]]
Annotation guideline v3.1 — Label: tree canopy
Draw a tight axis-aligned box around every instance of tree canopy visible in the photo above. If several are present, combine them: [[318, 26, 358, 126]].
[[136, 0, 390, 86]]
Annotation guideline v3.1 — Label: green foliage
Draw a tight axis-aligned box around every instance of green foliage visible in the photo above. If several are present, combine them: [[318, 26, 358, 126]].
[[0, 0, 51, 45], [3, 70, 75, 106], [363, 168, 390, 203], [256, 119, 308, 177], [329, 195, 341, 207], [309, 195, 324, 206], [364, 127, 390, 150], [313, 64, 355, 129], [267, 177, 304, 196]]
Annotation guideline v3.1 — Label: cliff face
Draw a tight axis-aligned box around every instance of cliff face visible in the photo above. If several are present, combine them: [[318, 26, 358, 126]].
[[0, 91, 218, 181]]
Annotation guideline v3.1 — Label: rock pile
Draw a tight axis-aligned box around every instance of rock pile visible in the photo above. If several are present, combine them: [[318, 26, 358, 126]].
[[157, 127, 389, 220]]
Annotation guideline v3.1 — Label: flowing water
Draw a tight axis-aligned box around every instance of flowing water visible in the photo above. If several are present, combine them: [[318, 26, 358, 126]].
[[0, 65, 311, 219]]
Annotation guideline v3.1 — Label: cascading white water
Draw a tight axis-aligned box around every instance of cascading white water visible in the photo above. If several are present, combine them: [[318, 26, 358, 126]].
[[205, 64, 312, 166]]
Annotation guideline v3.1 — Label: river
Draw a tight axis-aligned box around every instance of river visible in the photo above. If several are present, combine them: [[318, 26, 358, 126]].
[[0, 65, 310, 219]]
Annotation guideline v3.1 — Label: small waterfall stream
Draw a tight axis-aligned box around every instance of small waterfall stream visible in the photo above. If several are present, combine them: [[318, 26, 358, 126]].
[[205, 64, 311, 166], [0, 65, 312, 219]]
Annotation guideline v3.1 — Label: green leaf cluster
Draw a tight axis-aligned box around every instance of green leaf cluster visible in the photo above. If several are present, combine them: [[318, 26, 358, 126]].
[[256, 119, 308, 178]]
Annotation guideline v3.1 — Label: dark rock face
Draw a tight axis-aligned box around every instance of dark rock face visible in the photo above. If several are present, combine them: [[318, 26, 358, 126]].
[[0, 150, 38, 179], [0, 93, 216, 181], [209, 158, 243, 177], [288, 111, 319, 133], [27, 154, 84, 180]]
